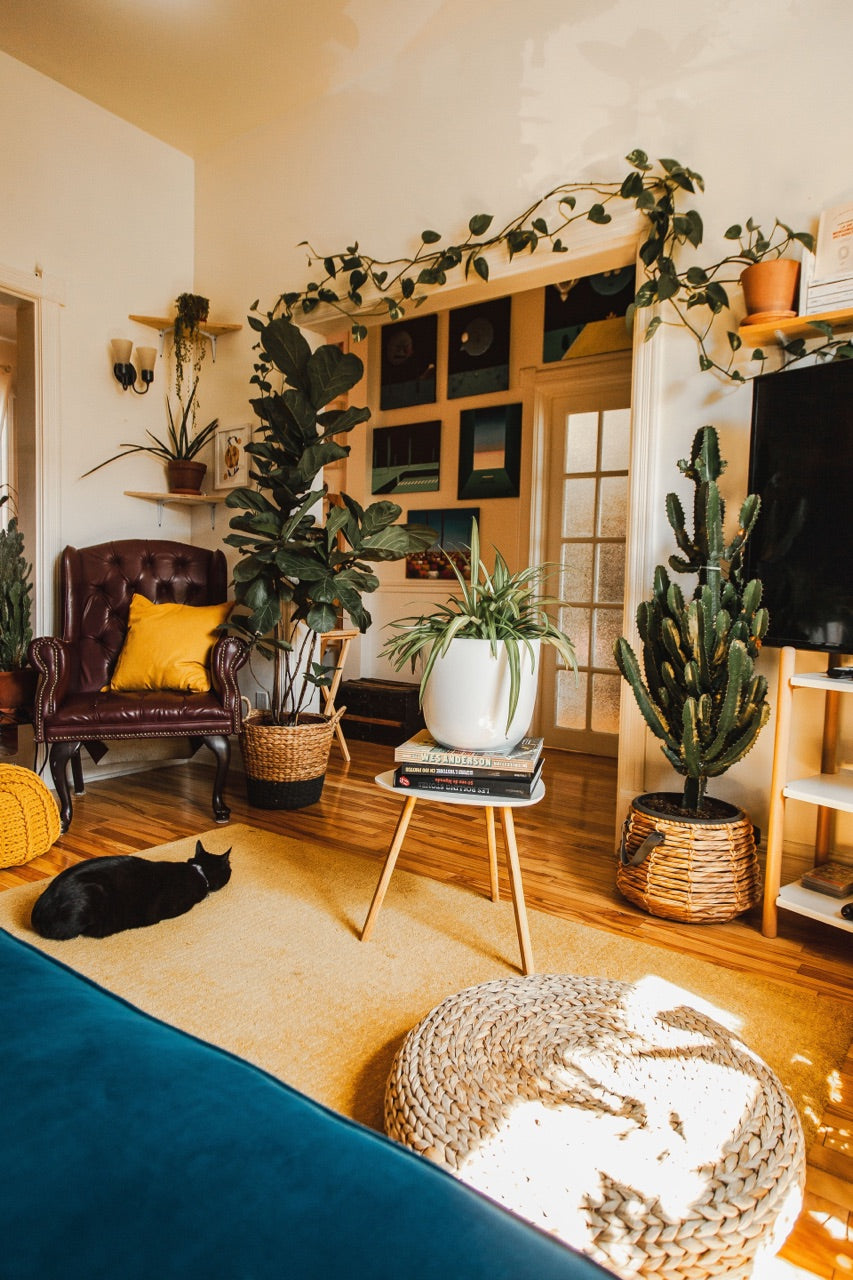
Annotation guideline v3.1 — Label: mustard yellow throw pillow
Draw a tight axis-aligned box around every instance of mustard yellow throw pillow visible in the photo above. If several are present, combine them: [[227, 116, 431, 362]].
[[108, 594, 232, 694]]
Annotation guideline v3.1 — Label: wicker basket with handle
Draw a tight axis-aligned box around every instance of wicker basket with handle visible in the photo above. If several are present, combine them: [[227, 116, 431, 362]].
[[617, 792, 762, 923]]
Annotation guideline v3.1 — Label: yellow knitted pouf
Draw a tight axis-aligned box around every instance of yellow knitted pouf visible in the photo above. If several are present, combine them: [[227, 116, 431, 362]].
[[0, 765, 61, 869]]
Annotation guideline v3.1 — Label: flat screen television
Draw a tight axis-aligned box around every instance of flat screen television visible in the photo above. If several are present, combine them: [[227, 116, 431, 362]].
[[744, 359, 853, 654]]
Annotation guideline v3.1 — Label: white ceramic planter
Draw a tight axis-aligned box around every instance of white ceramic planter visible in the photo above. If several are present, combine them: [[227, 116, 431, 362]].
[[421, 637, 541, 751]]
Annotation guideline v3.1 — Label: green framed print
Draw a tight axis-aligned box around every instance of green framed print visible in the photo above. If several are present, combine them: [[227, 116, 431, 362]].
[[457, 403, 522, 499], [379, 314, 438, 410], [405, 507, 479, 580], [447, 295, 511, 398], [371, 420, 441, 494]]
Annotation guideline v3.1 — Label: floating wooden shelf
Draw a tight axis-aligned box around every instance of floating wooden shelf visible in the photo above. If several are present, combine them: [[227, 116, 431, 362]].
[[125, 489, 227, 528], [128, 314, 242, 360], [738, 305, 853, 346]]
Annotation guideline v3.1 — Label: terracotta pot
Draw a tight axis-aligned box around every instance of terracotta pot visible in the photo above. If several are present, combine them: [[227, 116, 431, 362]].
[[740, 259, 801, 325], [166, 459, 207, 494], [0, 666, 37, 721]]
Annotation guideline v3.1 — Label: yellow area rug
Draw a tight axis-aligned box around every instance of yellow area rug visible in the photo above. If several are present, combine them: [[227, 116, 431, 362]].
[[1, 824, 849, 1145]]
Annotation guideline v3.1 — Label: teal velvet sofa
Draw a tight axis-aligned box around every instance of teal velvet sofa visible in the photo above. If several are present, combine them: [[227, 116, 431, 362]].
[[2, 927, 611, 1280]]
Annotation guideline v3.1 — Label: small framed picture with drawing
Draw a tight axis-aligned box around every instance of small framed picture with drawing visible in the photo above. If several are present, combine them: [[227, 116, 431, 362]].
[[214, 423, 251, 489]]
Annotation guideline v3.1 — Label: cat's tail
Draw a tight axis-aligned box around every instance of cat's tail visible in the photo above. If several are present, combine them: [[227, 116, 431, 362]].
[[30, 883, 102, 940]]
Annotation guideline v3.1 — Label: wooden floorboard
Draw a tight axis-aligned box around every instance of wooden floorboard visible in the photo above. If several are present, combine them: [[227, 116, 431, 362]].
[[3, 739, 852, 1277]]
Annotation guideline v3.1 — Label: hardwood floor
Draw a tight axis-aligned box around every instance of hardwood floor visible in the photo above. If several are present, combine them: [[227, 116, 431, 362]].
[[4, 738, 852, 1277]]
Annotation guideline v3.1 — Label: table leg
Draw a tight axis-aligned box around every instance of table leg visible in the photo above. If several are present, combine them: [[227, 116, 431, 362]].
[[498, 807, 535, 975], [484, 806, 500, 902], [361, 795, 418, 942]]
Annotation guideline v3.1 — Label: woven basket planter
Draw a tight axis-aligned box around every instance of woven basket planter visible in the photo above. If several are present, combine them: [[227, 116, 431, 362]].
[[240, 707, 343, 810], [617, 792, 762, 924]]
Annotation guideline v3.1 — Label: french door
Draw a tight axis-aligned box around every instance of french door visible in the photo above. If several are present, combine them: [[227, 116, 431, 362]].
[[535, 352, 632, 756]]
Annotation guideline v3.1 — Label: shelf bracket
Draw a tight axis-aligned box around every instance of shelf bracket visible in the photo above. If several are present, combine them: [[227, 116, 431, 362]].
[[199, 329, 219, 362], [152, 327, 217, 361]]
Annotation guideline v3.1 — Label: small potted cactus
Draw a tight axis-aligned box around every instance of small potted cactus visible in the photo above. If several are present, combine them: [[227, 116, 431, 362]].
[[614, 425, 770, 922]]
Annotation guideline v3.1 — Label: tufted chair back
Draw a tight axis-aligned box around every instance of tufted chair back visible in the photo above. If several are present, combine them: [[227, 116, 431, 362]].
[[61, 540, 228, 694]]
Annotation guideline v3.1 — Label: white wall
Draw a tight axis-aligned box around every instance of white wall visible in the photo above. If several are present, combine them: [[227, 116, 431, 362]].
[[0, 50, 197, 569], [0, 51, 197, 770]]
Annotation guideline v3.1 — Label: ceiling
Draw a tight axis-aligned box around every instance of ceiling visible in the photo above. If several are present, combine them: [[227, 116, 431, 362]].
[[0, 0, 422, 158]]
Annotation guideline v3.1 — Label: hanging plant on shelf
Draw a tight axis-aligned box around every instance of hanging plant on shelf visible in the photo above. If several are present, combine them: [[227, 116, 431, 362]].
[[255, 149, 853, 383], [172, 292, 210, 411]]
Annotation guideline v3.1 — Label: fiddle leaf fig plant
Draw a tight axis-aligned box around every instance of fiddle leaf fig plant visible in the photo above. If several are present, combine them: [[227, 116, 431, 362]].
[[257, 148, 852, 383], [614, 426, 770, 815], [224, 314, 435, 723]]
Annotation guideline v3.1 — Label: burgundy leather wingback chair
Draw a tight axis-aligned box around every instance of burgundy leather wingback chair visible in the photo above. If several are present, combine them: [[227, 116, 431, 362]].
[[29, 539, 248, 832]]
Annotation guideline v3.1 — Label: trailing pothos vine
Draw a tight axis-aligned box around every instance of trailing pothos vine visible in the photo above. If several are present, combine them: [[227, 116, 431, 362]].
[[252, 149, 853, 384]]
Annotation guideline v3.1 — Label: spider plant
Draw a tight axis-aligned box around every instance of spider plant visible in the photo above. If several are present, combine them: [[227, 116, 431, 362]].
[[82, 380, 218, 475], [382, 518, 577, 728]]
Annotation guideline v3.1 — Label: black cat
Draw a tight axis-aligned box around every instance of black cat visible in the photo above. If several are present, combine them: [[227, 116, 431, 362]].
[[30, 841, 232, 940]]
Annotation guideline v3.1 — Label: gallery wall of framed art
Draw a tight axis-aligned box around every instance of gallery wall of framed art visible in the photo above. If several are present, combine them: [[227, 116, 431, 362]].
[[332, 265, 634, 681]]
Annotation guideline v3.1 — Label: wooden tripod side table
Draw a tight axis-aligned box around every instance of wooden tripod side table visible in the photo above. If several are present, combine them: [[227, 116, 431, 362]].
[[361, 770, 545, 974]]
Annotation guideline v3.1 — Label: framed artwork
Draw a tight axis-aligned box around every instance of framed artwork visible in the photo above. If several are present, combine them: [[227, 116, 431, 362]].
[[214, 423, 251, 489], [405, 507, 479, 580], [447, 295, 511, 398], [371, 420, 441, 494], [380, 314, 438, 410], [457, 403, 522, 499], [542, 268, 634, 362]]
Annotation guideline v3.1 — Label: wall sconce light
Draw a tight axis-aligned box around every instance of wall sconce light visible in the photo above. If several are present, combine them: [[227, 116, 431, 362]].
[[111, 339, 157, 394]]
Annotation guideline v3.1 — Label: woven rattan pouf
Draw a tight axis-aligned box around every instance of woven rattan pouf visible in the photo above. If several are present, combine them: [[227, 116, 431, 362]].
[[0, 764, 61, 869], [385, 974, 805, 1280]]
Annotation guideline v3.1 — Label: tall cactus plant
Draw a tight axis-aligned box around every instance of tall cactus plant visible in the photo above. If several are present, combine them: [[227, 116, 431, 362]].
[[614, 425, 770, 814]]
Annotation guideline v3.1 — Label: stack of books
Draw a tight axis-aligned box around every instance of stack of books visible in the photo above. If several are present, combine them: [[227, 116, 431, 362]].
[[393, 729, 544, 799], [800, 860, 853, 898]]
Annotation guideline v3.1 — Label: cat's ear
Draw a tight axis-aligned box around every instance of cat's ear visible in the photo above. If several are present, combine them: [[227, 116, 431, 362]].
[[220, 848, 232, 863], [195, 840, 206, 857]]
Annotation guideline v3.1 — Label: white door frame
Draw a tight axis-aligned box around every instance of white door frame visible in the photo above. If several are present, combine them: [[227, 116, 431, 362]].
[[527, 279, 661, 837], [0, 261, 64, 637]]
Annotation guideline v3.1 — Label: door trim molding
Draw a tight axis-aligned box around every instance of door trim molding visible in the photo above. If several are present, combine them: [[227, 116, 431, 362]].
[[526, 292, 661, 833], [0, 261, 65, 635]]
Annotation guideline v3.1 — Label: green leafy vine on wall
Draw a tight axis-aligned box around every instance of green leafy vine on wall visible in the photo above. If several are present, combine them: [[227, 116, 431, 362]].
[[252, 149, 853, 384]]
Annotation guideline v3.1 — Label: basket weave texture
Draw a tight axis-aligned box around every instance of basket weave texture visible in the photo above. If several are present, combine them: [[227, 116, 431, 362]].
[[385, 974, 805, 1280], [240, 708, 343, 782], [617, 795, 762, 924], [0, 764, 60, 869]]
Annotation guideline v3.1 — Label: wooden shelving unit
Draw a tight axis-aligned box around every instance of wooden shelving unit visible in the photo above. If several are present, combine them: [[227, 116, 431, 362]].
[[762, 647, 853, 936], [738, 305, 853, 347]]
